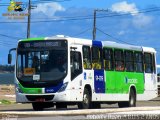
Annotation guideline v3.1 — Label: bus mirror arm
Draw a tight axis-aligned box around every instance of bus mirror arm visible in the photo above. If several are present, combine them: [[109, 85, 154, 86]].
[[8, 48, 16, 64]]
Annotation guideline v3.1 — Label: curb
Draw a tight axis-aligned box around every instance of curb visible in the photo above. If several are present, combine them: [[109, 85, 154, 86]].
[[1, 107, 160, 116]]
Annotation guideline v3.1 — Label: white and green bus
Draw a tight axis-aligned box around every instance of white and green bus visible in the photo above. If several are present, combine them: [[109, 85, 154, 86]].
[[8, 35, 158, 110]]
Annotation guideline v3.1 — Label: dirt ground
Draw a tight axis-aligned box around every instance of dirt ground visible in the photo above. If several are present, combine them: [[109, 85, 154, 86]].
[[0, 85, 15, 102]]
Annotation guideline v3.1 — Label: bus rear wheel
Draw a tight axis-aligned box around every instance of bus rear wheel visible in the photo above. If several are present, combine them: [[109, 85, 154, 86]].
[[78, 88, 91, 109], [118, 88, 136, 108], [91, 102, 101, 109]]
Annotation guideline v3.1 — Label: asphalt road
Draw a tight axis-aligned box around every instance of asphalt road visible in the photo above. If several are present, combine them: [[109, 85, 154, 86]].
[[0, 98, 160, 111], [0, 98, 160, 120]]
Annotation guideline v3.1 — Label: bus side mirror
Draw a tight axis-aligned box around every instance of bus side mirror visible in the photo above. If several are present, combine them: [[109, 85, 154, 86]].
[[8, 54, 12, 64]]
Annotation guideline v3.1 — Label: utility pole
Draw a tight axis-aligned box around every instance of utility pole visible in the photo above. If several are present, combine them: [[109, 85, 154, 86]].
[[27, 0, 31, 38], [93, 10, 96, 40], [92, 9, 108, 40]]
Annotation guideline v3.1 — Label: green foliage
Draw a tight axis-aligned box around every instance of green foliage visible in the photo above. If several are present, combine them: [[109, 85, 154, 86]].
[[0, 99, 12, 105]]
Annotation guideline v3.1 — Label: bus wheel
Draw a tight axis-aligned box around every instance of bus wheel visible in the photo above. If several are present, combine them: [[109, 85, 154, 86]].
[[129, 88, 136, 107], [118, 88, 136, 108], [78, 88, 91, 109], [32, 102, 44, 111], [91, 102, 101, 109]]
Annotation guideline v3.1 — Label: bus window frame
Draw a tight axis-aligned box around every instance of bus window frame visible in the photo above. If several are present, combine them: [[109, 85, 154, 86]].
[[92, 46, 103, 70], [70, 51, 83, 80], [114, 49, 125, 71], [144, 52, 153, 73], [82, 46, 92, 70], [134, 51, 143, 73], [125, 50, 134, 72], [103, 48, 114, 71], [152, 53, 156, 74]]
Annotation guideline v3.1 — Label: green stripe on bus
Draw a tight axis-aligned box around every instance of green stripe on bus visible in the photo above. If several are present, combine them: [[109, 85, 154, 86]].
[[19, 83, 42, 94], [21, 37, 45, 42]]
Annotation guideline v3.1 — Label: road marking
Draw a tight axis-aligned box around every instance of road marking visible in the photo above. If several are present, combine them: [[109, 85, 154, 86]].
[[1, 107, 160, 116]]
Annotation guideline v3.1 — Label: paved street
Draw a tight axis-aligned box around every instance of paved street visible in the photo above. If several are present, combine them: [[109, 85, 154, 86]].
[[0, 97, 160, 120], [0, 98, 160, 111]]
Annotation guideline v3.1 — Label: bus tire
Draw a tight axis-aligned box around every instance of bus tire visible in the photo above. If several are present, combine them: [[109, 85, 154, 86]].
[[78, 88, 91, 109], [91, 102, 101, 109], [128, 88, 136, 107], [118, 88, 136, 108], [32, 102, 44, 111]]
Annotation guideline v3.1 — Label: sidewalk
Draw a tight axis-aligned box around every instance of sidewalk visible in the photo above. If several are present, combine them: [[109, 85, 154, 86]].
[[0, 85, 15, 103]]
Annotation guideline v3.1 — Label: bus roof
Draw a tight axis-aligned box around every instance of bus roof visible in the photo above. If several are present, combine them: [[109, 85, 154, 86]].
[[19, 35, 156, 53]]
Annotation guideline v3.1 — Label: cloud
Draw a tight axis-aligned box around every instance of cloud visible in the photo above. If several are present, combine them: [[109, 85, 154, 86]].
[[111, 1, 153, 28], [118, 30, 125, 35], [111, 1, 138, 15], [132, 14, 153, 28], [33, 2, 65, 17]]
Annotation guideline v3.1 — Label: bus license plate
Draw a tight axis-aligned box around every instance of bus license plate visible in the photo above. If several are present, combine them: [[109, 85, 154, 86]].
[[35, 98, 45, 102]]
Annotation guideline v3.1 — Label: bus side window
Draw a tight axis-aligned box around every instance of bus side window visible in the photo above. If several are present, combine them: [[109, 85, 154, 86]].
[[152, 54, 156, 73], [144, 53, 153, 73], [92, 47, 102, 69], [115, 50, 124, 71], [134, 52, 143, 72], [125, 51, 134, 72], [103, 48, 114, 70], [82, 46, 92, 69], [70, 51, 83, 80]]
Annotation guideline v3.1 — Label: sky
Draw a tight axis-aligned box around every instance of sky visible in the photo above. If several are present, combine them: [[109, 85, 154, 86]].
[[0, 0, 160, 66]]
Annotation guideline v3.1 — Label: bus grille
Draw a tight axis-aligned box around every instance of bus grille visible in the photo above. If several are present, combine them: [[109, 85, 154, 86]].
[[26, 95, 54, 101]]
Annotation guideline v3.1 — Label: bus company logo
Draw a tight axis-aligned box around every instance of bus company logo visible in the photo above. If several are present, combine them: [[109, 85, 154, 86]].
[[45, 88, 55, 93], [95, 75, 104, 81], [125, 77, 137, 84], [2, 0, 28, 20]]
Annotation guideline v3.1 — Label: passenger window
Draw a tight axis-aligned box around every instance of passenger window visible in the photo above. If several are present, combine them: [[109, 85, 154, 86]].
[[83, 46, 92, 69], [92, 47, 102, 69], [152, 54, 156, 73], [103, 48, 114, 70], [70, 51, 82, 80], [115, 50, 124, 71], [125, 51, 134, 72], [134, 52, 143, 72], [144, 53, 153, 73]]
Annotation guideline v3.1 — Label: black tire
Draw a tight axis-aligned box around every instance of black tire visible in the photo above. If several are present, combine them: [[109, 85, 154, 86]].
[[91, 102, 101, 109], [78, 88, 91, 109], [129, 88, 136, 107], [43, 102, 54, 108], [118, 102, 128, 108], [32, 102, 44, 111], [118, 88, 136, 108], [56, 103, 67, 109]]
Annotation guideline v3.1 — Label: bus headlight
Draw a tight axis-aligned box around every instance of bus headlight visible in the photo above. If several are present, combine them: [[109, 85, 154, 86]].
[[15, 84, 23, 93], [58, 82, 68, 92]]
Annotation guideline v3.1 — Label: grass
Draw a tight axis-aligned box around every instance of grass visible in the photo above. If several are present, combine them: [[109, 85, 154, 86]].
[[0, 99, 12, 105]]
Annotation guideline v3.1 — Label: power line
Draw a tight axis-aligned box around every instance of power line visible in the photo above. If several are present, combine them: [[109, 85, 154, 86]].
[[96, 27, 135, 45], [72, 28, 92, 37], [32, 0, 72, 3], [0, 41, 16, 47], [0, 0, 71, 5], [0, 33, 22, 40], [0, 7, 160, 24], [30, 6, 160, 20]]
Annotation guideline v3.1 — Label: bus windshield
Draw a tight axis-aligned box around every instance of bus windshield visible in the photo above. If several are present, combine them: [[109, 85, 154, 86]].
[[16, 40, 67, 83]]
